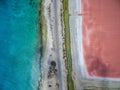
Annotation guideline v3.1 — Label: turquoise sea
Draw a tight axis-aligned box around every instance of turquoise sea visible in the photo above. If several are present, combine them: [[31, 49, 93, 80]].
[[0, 0, 41, 90]]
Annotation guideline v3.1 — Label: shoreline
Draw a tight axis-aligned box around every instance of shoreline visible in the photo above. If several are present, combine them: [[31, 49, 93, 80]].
[[38, 0, 48, 89], [69, 0, 120, 90], [39, 0, 75, 90]]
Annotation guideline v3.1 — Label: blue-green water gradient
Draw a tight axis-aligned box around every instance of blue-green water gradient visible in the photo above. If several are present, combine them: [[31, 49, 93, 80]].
[[0, 0, 40, 90]]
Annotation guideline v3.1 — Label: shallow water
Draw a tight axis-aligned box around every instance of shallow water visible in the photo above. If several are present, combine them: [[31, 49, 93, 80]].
[[0, 0, 40, 90], [82, 0, 120, 78]]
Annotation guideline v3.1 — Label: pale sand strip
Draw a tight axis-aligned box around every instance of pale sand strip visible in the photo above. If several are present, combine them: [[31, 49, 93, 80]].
[[41, 0, 67, 90]]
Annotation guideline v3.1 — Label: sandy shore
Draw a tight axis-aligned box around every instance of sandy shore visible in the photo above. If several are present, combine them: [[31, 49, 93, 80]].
[[69, 0, 120, 90], [40, 0, 67, 90]]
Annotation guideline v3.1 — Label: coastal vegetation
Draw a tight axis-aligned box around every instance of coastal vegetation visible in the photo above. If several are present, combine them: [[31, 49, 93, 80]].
[[62, 0, 75, 90], [39, 0, 47, 54], [38, 0, 47, 89]]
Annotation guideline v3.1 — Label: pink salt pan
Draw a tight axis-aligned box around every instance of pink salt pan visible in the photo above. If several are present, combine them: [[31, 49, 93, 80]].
[[82, 0, 120, 78]]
